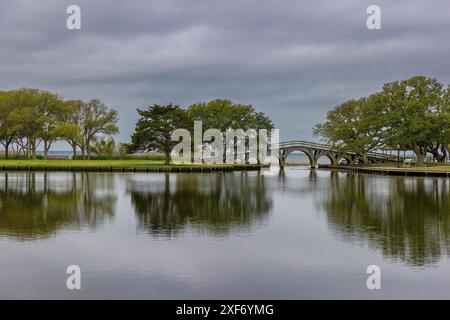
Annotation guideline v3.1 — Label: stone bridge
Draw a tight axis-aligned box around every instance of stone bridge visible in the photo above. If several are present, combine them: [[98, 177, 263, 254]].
[[273, 140, 398, 168]]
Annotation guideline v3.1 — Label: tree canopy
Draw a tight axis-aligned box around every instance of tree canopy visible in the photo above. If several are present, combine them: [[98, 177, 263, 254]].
[[314, 76, 450, 163], [187, 99, 274, 132], [129, 100, 274, 164], [0, 88, 118, 159], [129, 104, 191, 164]]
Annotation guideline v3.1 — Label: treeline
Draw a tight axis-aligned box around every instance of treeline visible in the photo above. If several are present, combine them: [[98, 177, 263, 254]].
[[129, 99, 274, 164], [0, 88, 118, 159], [314, 76, 450, 163]]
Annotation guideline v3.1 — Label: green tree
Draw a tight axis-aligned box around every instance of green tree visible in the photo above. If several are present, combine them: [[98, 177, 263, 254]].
[[188, 99, 273, 132], [129, 104, 191, 164], [80, 99, 119, 159], [314, 76, 450, 164], [7, 88, 44, 159], [187, 99, 274, 162], [314, 96, 386, 162], [90, 137, 116, 158], [381, 76, 447, 163], [38, 92, 66, 159], [59, 100, 85, 159], [0, 91, 18, 159], [6, 89, 64, 159]]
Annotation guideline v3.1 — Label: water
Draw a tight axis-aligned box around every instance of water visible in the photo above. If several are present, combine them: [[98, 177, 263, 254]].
[[1, 169, 450, 299]]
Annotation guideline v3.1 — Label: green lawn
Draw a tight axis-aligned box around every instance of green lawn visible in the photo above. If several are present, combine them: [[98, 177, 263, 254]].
[[400, 166, 450, 171], [0, 159, 253, 167], [367, 164, 450, 171], [0, 159, 162, 167]]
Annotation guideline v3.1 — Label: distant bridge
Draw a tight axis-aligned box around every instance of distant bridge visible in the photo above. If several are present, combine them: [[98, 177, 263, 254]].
[[273, 140, 400, 168]]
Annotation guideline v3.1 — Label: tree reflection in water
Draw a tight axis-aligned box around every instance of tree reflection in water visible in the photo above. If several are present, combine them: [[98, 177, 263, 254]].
[[127, 172, 272, 237], [320, 172, 450, 267], [0, 172, 116, 240]]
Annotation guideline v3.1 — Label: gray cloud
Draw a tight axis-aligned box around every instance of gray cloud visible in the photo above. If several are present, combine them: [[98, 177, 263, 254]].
[[1, 0, 449, 145]]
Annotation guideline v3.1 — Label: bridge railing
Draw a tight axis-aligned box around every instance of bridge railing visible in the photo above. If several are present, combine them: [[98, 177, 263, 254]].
[[270, 141, 403, 160], [271, 140, 334, 151]]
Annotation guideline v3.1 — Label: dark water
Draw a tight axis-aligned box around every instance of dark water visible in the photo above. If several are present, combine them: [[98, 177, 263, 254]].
[[1, 169, 450, 299]]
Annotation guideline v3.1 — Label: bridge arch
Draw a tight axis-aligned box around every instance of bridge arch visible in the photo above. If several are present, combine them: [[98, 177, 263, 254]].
[[317, 154, 336, 166], [337, 156, 353, 165], [275, 140, 396, 168], [279, 147, 315, 167]]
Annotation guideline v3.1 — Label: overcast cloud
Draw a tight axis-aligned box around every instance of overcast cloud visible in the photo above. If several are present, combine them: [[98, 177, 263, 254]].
[[1, 0, 449, 146]]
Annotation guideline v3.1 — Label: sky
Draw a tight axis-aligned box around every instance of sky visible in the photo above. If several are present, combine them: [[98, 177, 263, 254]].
[[0, 0, 449, 148]]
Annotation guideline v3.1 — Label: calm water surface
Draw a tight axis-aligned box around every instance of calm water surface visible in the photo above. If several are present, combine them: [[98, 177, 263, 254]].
[[1, 169, 450, 299]]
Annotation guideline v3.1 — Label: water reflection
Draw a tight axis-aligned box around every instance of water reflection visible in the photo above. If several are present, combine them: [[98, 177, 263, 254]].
[[319, 172, 450, 267], [127, 172, 272, 237], [3, 169, 449, 268], [0, 172, 116, 240]]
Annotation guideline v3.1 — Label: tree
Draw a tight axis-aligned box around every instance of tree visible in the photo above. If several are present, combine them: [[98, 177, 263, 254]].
[[6, 89, 65, 159], [314, 76, 450, 164], [0, 91, 17, 159], [313, 96, 386, 162], [381, 76, 447, 163], [59, 100, 84, 159], [188, 99, 273, 132], [0, 88, 120, 160], [129, 104, 191, 164], [90, 137, 116, 158], [37, 91, 66, 159], [80, 99, 119, 159], [187, 99, 274, 162], [7, 88, 44, 159]]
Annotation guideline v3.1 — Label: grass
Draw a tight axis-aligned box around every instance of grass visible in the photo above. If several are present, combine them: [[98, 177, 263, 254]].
[[0, 159, 257, 167], [397, 166, 450, 171], [364, 163, 450, 171], [0, 159, 163, 167]]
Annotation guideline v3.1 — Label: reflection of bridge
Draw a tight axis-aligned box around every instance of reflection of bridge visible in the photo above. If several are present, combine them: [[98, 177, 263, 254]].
[[273, 141, 399, 168]]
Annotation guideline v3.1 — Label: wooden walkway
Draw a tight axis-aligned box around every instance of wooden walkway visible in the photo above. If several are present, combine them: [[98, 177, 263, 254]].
[[324, 165, 450, 177]]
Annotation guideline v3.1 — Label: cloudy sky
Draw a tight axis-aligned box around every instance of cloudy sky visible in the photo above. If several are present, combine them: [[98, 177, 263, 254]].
[[1, 0, 449, 146]]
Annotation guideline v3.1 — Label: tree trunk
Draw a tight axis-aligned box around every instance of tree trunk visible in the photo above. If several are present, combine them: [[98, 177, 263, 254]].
[[4, 140, 10, 159], [413, 145, 426, 164], [440, 145, 448, 162], [431, 149, 446, 162], [165, 152, 170, 165], [72, 144, 77, 160], [361, 152, 368, 164], [44, 141, 48, 160], [86, 138, 91, 160], [33, 141, 37, 160], [427, 144, 446, 163]]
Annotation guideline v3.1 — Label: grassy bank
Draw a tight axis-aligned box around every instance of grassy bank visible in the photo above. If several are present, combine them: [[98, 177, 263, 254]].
[[328, 164, 450, 177], [363, 163, 450, 171], [0, 159, 263, 172], [0, 159, 165, 167]]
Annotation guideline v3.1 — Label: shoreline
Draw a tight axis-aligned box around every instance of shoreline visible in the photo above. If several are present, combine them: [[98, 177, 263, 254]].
[[319, 164, 450, 177], [0, 162, 264, 173]]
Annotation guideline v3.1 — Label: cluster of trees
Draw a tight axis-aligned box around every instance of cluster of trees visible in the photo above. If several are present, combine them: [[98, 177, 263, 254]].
[[129, 99, 274, 164], [314, 76, 450, 163], [0, 88, 118, 159]]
